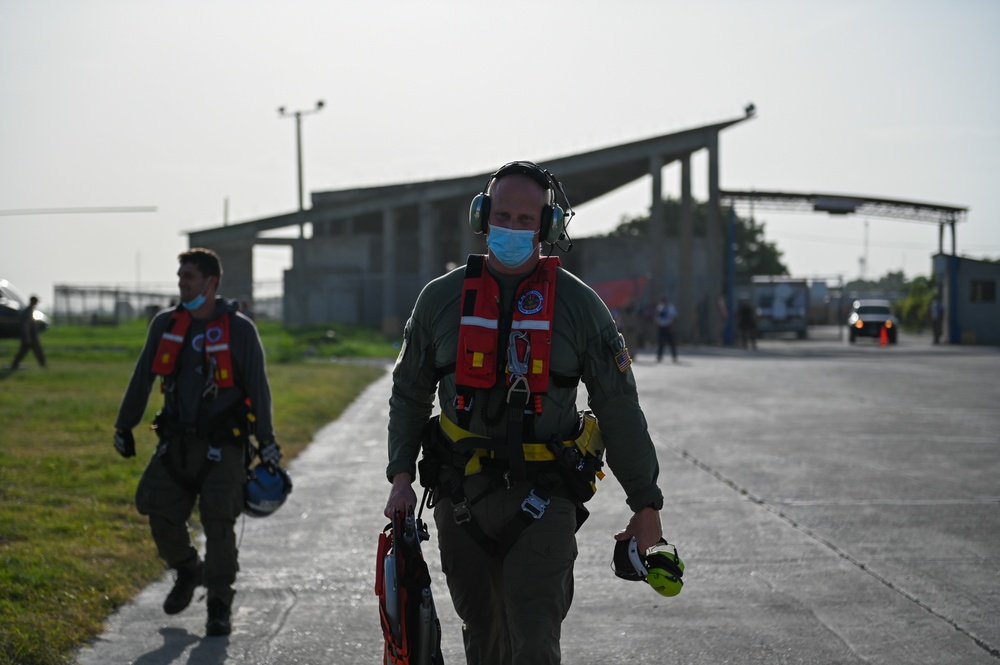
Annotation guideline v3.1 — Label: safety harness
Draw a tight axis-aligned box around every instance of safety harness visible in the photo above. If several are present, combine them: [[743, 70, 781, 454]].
[[418, 256, 606, 557], [149, 306, 251, 494], [454, 254, 558, 481]]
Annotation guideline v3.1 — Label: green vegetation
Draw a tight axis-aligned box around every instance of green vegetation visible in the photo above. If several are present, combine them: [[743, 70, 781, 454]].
[[845, 270, 938, 331], [0, 321, 395, 665], [604, 197, 789, 278]]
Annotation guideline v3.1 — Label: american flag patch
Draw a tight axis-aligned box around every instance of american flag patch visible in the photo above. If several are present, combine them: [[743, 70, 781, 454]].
[[614, 347, 632, 373]]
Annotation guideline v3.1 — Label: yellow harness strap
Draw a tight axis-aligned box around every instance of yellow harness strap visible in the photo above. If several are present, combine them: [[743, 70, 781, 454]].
[[439, 413, 566, 475]]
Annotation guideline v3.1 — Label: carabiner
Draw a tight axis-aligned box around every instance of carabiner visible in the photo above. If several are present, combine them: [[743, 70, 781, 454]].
[[507, 331, 531, 375]]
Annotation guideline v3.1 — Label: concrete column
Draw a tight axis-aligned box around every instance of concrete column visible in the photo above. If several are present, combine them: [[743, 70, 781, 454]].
[[649, 154, 665, 302], [706, 131, 721, 343], [281, 238, 308, 326], [679, 153, 693, 341], [949, 219, 959, 343], [382, 207, 399, 335], [211, 238, 255, 308], [418, 200, 439, 285]]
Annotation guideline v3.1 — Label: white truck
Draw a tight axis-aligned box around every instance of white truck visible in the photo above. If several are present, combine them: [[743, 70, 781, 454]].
[[751, 277, 810, 339]]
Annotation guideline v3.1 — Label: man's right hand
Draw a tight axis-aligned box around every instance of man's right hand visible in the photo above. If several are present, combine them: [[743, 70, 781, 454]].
[[114, 429, 136, 458], [384, 472, 417, 519]]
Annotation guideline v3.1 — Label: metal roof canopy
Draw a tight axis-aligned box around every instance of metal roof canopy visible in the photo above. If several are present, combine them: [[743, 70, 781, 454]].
[[719, 190, 967, 224]]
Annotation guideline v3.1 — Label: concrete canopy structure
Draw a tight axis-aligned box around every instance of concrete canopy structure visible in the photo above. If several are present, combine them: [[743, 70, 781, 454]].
[[188, 113, 753, 337]]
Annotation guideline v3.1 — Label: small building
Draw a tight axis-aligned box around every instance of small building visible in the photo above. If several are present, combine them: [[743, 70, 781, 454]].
[[933, 254, 1000, 345]]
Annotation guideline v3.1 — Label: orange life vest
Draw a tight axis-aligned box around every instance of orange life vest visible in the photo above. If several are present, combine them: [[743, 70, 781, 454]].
[[454, 255, 559, 415], [151, 308, 235, 389]]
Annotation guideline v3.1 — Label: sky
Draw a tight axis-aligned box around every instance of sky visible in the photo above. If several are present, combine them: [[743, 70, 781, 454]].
[[2, 0, 998, 305]]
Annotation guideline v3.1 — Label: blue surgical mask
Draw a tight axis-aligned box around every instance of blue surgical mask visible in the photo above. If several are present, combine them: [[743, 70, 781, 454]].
[[182, 294, 206, 311], [487, 226, 537, 268]]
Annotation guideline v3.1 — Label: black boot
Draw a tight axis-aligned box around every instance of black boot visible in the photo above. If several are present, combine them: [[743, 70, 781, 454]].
[[163, 558, 203, 615], [206, 598, 232, 636]]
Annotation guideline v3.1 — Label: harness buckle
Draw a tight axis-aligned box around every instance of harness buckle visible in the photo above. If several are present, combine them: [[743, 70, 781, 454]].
[[202, 380, 219, 400], [506, 374, 530, 406], [520, 489, 550, 519], [452, 499, 472, 525], [207, 446, 222, 462]]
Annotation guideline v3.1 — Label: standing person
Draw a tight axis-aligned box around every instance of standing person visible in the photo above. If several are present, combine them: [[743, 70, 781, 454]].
[[736, 299, 758, 350], [383, 162, 665, 664], [931, 298, 943, 345], [654, 296, 678, 362], [10, 295, 47, 369], [113, 248, 284, 637]]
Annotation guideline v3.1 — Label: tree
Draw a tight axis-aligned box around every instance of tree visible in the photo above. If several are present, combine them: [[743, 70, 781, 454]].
[[603, 197, 788, 277], [733, 214, 788, 278]]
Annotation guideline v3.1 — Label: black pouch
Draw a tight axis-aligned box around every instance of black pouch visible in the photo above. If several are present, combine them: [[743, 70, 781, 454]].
[[150, 410, 175, 440], [551, 411, 605, 505], [416, 416, 444, 491]]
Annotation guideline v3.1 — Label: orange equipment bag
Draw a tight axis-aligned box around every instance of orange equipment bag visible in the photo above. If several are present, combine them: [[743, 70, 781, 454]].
[[375, 509, 444, 665]]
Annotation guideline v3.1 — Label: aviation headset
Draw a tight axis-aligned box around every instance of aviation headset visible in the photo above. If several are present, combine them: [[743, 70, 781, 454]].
[[468, 161, 570, 244], [612, 537, 685, 597]]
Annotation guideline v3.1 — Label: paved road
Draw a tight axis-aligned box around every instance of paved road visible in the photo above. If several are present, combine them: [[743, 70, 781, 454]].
[[76, 330, 1000, 664]]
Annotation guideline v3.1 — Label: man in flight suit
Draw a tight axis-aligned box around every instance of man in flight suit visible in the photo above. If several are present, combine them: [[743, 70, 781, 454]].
[[384, 162, 665, 664], [113, 248, 282, 636]]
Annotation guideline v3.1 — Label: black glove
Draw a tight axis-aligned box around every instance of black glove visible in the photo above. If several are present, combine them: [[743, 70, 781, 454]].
[[114, 429, 136, 458], [259, 440, 282, 467]]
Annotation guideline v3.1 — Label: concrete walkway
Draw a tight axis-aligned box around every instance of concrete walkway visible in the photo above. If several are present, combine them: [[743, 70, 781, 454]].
[[76, 331, 1000, 664]]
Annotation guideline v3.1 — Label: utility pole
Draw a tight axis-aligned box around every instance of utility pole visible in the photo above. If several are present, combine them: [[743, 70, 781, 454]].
[[278, 100, 325, 213], [277, 100, 324, 328]]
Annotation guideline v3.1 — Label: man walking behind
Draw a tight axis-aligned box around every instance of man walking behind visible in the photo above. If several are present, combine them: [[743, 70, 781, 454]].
[[113, 248, 283, 636]]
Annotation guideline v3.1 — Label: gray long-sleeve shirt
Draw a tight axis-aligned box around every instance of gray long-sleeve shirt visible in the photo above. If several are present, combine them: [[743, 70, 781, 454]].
[[115, 298, 275, 443]]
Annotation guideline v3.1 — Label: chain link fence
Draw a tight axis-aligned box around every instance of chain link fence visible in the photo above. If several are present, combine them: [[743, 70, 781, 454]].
[[52, 285, 282, 325]]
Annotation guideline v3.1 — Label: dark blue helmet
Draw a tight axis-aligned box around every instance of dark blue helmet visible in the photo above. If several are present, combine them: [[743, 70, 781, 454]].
[[244, 464, 292, 518]]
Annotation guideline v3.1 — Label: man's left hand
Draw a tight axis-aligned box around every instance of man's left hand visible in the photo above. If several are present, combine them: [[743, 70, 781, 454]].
[[259, 440, 282, 467], [113, 429, 136, 458], [614, 506, 662, 552]]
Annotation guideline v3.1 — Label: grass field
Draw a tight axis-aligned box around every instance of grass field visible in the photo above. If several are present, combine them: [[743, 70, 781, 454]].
[[0, 319, 395, 665]]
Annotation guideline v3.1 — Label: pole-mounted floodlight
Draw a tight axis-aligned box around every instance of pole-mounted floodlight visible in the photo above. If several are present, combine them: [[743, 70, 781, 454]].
[[278, 100, 325, 212]]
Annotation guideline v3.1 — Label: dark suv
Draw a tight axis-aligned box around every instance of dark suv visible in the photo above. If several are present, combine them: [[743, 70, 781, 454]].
[[0, 279, 51, 339], [847, 299, 898, 344]]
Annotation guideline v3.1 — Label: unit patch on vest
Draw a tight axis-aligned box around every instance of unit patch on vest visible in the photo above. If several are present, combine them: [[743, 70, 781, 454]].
[[517, 289, 544, 315]]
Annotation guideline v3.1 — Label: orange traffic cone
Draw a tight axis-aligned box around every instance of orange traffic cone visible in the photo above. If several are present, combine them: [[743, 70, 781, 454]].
[[879, 325, 888, 346]]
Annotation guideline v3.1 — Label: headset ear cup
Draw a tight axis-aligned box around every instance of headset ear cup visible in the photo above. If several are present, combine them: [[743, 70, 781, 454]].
[[545, 205, 565, 243], [539, 205, 552, 245], [470, 194, 490, 234], [644, 550, 685, 597], [612, 539, 645, 582]]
